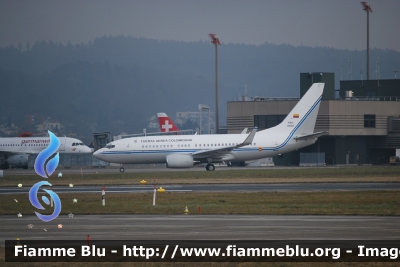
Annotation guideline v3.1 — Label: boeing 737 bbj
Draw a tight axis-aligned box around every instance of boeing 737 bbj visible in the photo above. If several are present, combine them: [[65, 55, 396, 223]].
[[0, 134, 92, 169], [94, 83, 326, 172]]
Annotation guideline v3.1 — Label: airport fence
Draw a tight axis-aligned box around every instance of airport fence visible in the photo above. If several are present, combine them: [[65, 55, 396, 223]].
[[299, 152, 325, 167]]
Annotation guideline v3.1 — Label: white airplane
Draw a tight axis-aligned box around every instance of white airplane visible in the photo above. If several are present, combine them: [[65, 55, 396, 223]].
[[94, 83, 326, 172], [0, 135, 93, 169], [157, 112, 179, 133]]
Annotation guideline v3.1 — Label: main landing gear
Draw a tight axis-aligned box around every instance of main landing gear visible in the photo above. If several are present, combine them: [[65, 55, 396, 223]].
[[205, 163, 215, 171], [120, 166, 125, 173]]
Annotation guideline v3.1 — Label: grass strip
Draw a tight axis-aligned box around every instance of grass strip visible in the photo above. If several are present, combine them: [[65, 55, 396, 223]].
[[2, 191, 400, 216]]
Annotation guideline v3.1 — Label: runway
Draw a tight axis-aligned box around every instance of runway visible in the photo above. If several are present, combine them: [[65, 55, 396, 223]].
[[1, 214, 400, 245], [2, 168, 399, 246], [2, 166, 236, 175], [1, 183, 400, 195], [0, 165, 349, 176]]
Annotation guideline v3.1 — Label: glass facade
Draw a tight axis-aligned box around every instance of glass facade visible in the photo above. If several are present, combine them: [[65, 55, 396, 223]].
[[254, 115, 286, 130], [364, 114, 376, 128]]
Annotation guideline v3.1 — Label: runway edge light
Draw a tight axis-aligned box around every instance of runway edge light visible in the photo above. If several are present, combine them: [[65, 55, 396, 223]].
[[157, 187, 165, 193]]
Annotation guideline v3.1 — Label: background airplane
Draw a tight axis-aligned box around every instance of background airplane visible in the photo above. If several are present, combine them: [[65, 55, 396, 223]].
[[94, 83, 326, 172], [0, 134, 92, 169], [157, 112, 179, 133]]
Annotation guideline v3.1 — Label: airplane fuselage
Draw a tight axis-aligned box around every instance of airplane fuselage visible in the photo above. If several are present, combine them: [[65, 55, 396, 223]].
[[0, 137, 92, 154], [0, 136, 92, 169], [95, 133, 315, 164]]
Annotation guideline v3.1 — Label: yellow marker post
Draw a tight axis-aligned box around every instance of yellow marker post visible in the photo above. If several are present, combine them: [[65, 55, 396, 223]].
[[157, 187, 165, 193]]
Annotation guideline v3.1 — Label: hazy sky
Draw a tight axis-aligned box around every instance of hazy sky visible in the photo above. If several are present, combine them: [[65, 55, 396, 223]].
[[1, 0, 399, 51]]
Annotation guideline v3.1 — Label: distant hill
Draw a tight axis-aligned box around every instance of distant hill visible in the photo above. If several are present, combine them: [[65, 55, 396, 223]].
[[0, 36, 399, 141]]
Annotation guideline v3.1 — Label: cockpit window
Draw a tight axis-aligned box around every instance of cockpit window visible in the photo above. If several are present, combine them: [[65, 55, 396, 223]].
[[105, 143, 115, 149], [72, 142, 85, 146]]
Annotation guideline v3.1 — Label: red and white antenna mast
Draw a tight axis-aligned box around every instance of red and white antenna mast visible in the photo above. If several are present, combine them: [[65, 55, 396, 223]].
[[209, 34, 221, 46], [208, 33, 221, 134], [361, 2, 372, 80]]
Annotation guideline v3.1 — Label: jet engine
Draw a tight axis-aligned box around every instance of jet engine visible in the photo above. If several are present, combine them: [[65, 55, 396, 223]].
[[7, 154, 29, 169], [166, 154, 193, 168]]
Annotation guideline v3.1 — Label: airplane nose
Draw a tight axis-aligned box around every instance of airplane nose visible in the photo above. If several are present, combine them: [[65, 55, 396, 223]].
[[93, 149, 102, 159]]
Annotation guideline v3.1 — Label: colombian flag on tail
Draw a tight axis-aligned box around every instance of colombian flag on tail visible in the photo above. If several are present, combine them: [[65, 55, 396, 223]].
[[293, 113, 299, 118]]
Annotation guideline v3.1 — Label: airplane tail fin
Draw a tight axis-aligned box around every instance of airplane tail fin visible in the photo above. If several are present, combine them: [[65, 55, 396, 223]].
[[157, 113, 179, 133], [87, 140, 95, 153], [260, 83, 324, 136]]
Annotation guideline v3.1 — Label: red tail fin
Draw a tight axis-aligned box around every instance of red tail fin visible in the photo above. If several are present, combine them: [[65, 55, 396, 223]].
[[157, 113, 179, 133]]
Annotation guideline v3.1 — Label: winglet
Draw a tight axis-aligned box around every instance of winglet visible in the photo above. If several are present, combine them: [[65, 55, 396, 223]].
[[238, 127, 257, 147], [241, 128, 248, 134]]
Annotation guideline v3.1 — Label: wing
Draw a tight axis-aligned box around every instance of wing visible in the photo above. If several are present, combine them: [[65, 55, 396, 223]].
[[191, 128, 257, 162]]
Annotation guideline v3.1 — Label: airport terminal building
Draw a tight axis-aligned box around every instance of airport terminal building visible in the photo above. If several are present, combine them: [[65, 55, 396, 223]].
[[227, 73, 400, 165]]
